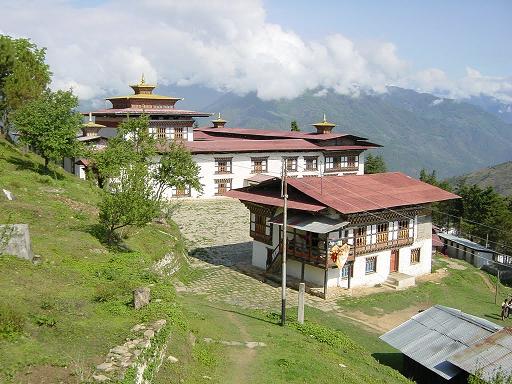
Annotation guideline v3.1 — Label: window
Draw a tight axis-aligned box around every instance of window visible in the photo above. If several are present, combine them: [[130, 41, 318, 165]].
[[157, 127, 166, 139], [398, 220, 409, 239], [251, 157, 268, 173], [377, 223, 389, 243], [347, 155, 357, 167], [173, 186, 190, 197], [365, 256, 377, 274], [174, 127, 184, 140], [411, 248, 420, 264], [324, 154, 359, 171], [356, 226, 367, 247], [341, 262, 353, 279], [284, 157, 298, 172], [250, 212, 271, 244], [215, 158, 232, 174], [305, 156, 318, 171], [215, 179, 232, 195]]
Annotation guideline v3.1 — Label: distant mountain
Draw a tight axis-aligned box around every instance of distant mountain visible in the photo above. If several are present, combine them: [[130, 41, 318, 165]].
[[448, 161, 512, 196], [204, 87, 512, 178], [464, 95, 512, 124]]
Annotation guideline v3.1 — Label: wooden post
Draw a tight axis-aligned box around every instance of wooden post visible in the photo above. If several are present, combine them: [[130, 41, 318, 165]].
[[298, 283, 305, 324], [495, 268, 500, 305], [281, 162, 288, 326], [301, 262, 305, 282]]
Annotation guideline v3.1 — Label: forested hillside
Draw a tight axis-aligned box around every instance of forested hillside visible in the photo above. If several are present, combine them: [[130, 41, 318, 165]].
[[204, 87, 512, 178]]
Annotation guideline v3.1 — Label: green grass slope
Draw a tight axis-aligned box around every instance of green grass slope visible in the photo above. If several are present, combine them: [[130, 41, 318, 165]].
[[448, 161, 512, 196], [0, 138, 411, 384]]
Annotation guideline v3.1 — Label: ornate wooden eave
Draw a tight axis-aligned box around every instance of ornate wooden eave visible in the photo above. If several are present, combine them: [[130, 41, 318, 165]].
[[345, 205, 430, 226]]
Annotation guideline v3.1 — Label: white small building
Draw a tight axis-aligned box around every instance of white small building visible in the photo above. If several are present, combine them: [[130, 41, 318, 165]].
[[226, 172, 459, 297], [437, 232, 497, 268]]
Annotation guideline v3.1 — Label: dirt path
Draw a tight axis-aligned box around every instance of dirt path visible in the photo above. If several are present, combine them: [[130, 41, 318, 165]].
[[479, 272, 495, 293], [225, 312, 257, 384]]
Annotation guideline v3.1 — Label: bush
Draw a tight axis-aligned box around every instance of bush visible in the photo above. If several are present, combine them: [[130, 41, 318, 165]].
[[0, 304, 25, 339]]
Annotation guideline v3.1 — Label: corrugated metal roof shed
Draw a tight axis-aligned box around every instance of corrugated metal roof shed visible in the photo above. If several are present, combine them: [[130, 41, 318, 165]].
[[437, 232, 497, 253], [449, 328, 512, 381], [380, 305, 502, 380]]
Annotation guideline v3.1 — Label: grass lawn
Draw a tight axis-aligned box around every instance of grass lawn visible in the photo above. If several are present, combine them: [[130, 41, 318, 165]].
[[0, 138, 412, 384], [337, 256, 511, 326], [155, 294, 412, 384], [0, 139, 188, 383]]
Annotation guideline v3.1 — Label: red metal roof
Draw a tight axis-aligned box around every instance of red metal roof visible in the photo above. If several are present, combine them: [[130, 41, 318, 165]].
[[89, 109, 211, 117], [224, 189, 326, 212], [287, 172, 460, 214], [196, 126, 362, 141], [184, 139, 322, 154]]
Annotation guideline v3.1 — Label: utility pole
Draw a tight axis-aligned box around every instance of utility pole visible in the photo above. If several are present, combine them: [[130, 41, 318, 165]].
[[486, 234, 489, 248], [281, 161, 288, 326], [495, 267, 501, 305]]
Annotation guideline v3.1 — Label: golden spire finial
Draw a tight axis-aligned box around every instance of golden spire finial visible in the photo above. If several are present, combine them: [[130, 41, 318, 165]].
[[218, 112, 222, 119], [141, 73, 145, 85], [323, 113, 327, 122], [88, 112, 93, 122]]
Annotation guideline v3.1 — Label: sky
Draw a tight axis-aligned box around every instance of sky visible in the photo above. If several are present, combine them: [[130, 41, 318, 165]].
[[1, 0, 511, 104]]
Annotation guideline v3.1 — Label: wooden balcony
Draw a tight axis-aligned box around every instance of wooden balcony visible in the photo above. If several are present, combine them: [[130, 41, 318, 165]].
[[352, 237, 414, 256]]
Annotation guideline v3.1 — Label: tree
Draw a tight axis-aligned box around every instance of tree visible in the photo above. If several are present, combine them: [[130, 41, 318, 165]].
[[0, 35, 51, 134], [364, 153, 387, 174], [95, 115, 202, 242], [290, 120, 300, 132], [11, 90, 82, 170]]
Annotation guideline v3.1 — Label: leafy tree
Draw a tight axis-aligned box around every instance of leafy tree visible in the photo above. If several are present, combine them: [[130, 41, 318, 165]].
[[364, 153, 387, 174], [0, 35, 51, 134], [11, 89, 82, 170], [290, 120, 300, 132], [95, 115, 202, 242]]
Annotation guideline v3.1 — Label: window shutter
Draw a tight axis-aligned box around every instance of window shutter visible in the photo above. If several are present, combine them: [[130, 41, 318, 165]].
[[409, 219, 414, 238], [367, 225, 372, 244], [348, 229, 354, 245], [250, 213, 255, 231]]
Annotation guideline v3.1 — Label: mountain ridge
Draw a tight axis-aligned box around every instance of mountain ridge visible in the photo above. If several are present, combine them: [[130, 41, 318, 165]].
[[203, 87, 512, 178]]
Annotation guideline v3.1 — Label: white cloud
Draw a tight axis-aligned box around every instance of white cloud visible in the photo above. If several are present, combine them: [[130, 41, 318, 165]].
[[1, 0, 510, 104]]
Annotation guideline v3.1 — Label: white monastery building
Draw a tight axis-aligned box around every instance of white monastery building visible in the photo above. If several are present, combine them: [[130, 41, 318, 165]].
[[70, 78, 461, 294], [73, 77, 380, 198]]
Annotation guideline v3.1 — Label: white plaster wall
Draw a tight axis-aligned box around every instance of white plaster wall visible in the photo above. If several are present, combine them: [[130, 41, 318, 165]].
[[400, 239, 432, 277], [190, 151, 364, 198], [252, 241, 269, 269]]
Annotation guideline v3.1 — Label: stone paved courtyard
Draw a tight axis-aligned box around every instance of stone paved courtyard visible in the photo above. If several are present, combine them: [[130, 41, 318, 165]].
[[170, 198, 338, 312]]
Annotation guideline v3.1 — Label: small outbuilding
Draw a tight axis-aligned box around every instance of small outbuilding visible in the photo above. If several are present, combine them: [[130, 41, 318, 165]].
[[380, 305, 502, 383], [437, 232, 497, 268]]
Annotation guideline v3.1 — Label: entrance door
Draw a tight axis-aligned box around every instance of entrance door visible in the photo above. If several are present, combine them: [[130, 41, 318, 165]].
[[390, 249, 399, 272]]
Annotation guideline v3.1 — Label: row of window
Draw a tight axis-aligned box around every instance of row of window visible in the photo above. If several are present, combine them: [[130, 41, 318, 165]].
[[214, 155, 356, 174], [343, 220, 414, 247], [340, 249, 421, 277], [149, 126, 188, 140]]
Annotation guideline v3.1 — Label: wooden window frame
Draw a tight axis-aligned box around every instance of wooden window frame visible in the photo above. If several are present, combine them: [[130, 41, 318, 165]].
[[410, 248, 420, 264], [284, 157, 298, 172], [173, 185, 191, 197], [214, 178, 232, 195], [356, 226, 367, 247], [365, 256, 377, 274], [250, 212, 272, 245], [305, 156, 318, 171], [376, 223, 389, 244], [215, 157, 232, 174], [251, 157, 268, 174]]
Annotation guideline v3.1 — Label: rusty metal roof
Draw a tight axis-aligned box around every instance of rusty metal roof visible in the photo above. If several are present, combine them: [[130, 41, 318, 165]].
[[224, 189, 326, 212], [448, 328, 512, 381], [380, 305, 502, 380], [287, 172, 460, 214]]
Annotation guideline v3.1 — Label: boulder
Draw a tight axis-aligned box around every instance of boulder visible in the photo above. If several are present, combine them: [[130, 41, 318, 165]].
[[0, 224, 33, 261], [133, 287, 150, 309], [2, 189, 15, 201]]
